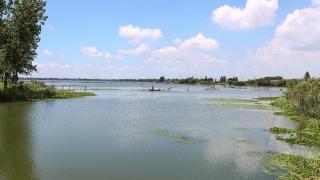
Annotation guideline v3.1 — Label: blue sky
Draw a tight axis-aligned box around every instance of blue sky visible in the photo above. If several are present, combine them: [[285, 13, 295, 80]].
[[34, 0, 320, 79]]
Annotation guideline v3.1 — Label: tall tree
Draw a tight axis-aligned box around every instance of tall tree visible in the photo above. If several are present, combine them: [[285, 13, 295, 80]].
[[1, 0, 46, 88], [0, 0, 6, 83]]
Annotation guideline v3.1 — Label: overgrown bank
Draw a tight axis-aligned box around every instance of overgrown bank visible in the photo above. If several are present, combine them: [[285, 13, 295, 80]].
[[0, 81, 95, 102], [265, 79, 320, 179]]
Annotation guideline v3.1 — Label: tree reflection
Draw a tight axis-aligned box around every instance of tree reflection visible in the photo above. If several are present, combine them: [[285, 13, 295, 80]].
[[0, 102, 37, 180]]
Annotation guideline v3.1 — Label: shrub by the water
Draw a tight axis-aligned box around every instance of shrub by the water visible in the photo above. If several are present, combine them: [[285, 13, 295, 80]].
[[266, 79, 320, 179], [286, 79, 320, 118], [0, 81, 95, 101]]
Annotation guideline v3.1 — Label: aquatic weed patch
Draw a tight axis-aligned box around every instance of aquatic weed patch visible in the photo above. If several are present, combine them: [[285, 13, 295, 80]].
[[151, 128, 209, 144], [270, 98, 320, 147], [205, 98, 275, 111], [255, 97, 280, 101], [269, 127, 296, 134], [205, 98, 258, 103], [264, 153, 320, 180], [229, 138, 254, 145], [265, 93, 320, 179], [245, 150, 264, 157], [89, 88, 123, 91], [219, 103, 274, 111]]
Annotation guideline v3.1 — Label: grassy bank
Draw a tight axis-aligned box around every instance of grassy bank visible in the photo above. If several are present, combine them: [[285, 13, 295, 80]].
[[0, 81, 95, 102], [265, 79, 320, 179]]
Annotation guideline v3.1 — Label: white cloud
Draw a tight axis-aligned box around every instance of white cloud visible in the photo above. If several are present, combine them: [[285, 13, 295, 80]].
[[178, 33, 219, 50], [43, 50, 54, 56], [211, 0, 278, 30], [81, 47, 112, 59], [146, 34, 225, 76], [313, 0, 320, 5], [117, 44, 150, 55], [36, 62, 73, 69], [274, 7, 320, 51], [251, 7, 320, 77], [119, 25, 163, 44]]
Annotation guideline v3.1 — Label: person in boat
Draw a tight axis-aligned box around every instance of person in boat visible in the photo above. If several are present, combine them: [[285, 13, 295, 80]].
[[150, 86, 160, 91]]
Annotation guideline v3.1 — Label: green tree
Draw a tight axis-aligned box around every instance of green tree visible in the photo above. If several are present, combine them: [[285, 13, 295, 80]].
[[1, 0, 47, 88], [0, 0, 5, 82], [219, 76, 226, 83], [304, 71, 311, 80]]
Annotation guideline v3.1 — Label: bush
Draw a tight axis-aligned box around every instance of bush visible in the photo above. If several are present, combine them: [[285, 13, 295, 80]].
[[286, 79, 320, 118], [0, 81, 57, 101]]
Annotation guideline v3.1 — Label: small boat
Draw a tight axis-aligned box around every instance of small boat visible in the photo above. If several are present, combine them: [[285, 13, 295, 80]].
[[149, 86, 161, 92]]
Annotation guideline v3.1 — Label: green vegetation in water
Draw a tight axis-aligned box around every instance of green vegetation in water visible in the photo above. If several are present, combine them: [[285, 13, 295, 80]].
[[255, 96, 280, 101], [219, 103, 274, 111], [0, 81, 95, 101], [206, 98, 258, 103], [245, 150, 263, 157], [89, 88, 122, 91], [264, 78, 320, 179], [264, 153, 320, 180], [53, 90, 95, 99], [151, 128, 209, 144], [269, 127, 296, 134], [205, 97, 275, 111], [229, 138, 254, 145], [270, 98, 320, 147]]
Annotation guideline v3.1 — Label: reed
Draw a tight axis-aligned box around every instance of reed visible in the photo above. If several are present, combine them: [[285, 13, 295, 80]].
[[0, 81, 95, 101]]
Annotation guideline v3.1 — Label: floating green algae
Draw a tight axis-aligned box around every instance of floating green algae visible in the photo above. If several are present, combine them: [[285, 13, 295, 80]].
[[263, 153, 320, 179], [89, 88, 123, 91], [151, 128, 209, 144], [218, 103, 274, 111], [204, 98, 275, 111], [255, 97, 280, 101], [245, 150, 264, 157], [269, 127, 296, 134], [205, 98, 258, 103], [229, 138, 254, 145]]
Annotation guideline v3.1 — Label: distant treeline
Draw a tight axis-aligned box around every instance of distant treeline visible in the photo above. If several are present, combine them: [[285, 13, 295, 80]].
[[22, 72, 316, 88]]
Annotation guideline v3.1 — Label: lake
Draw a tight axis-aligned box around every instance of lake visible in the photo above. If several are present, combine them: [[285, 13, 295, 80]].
[[0, 81, 305, 180]]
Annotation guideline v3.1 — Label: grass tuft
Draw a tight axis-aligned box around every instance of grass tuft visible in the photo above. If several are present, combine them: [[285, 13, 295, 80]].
[[0, 81, 95, 102]]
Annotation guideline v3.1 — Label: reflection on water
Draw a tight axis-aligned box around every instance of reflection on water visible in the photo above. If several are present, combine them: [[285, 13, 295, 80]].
[[0, 102, 37, 180], [0, 81, 310, 180]]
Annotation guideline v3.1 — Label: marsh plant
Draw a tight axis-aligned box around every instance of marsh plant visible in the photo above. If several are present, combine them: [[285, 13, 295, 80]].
[[0, 81, 95, 101], [151, 128, 209, 144], [265, 78, 320, 179]]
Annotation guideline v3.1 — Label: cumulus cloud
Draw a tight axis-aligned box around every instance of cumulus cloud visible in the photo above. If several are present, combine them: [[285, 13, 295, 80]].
[[274, 7, 320, 51], [178, 33, 219, 50], [43, 50, 54, 56], [251, 7, 320, 77], [119, 25, 163, 44], [211, 0, 278, 30], [117, 44, 150, 55], [36, 62, 73, 69], [147, 34, 225, 76], [313, 0, 320, 5], [81, 47, 112, 59]]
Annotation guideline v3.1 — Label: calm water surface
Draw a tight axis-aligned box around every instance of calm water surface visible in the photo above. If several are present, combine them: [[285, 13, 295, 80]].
[[0, 81, 305, 180]]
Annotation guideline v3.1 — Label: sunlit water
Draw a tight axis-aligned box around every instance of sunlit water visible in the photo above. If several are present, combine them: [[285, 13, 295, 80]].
[[0, 81, 309, 180]]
